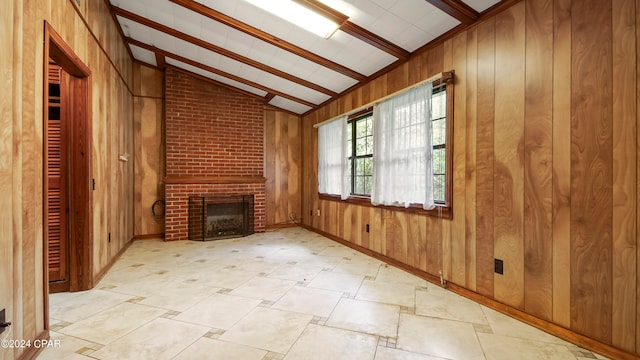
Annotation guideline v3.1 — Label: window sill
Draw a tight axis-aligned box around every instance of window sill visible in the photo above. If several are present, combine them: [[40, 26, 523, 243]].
[[318, 193, 452, 220]]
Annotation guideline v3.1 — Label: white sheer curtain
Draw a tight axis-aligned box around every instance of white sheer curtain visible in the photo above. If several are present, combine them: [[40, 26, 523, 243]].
[[317, 116, 350, 200], [371, 82, 435, 210]]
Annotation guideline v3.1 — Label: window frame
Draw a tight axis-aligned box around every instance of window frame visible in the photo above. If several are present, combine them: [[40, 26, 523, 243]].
[[347, 107, 374, 197], [318, 73, 454, 220]]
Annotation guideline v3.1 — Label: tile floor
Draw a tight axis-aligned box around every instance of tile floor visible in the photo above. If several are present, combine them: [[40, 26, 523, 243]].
[[38, 228, 607, 360]]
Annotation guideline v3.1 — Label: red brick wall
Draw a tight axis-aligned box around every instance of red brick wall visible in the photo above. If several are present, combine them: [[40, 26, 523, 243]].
[[165, 69, 264, 177], [164, 68, 266, 240]]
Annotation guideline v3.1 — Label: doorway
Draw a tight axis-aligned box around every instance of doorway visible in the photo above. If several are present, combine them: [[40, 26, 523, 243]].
[[46, 61, 70, 293], [43, 20, 92, 305]]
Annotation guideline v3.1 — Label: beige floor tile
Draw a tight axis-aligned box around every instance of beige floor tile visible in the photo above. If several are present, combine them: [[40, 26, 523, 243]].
[[173, 338, 267, 360], [231, 258, 284, 274], [230, 276, 297, 301], [90, 318, 209, 360], [356, 279, 416, 307], [333, 258, 382, 277], [106, 272, 178, 297], [267, 263, 325, 283], [37, 331, 101, 359], [272, 286, 343, 317], [396, 313, 485, 360], [307, 271, 364, 294], [49, 290, 133, 323], [481, 306, 570, 345], [478, 333, 576, 360], [284, 324, 377, 360], [183, 267, 258, 289], [45, 228, 602, 360], [415, 285, 488, 325], [326, 298, 400, 337], [374, 346, 448, 360], [219, 307, 313, 354], [137, 281, 221, 311], [376, 265, 427, 287], [59, 302, 167, 344], [317, 244, 362, 258], [175, 293, 261, 329]]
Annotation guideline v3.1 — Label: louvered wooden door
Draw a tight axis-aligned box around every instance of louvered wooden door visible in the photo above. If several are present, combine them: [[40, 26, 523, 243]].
[[47, 63, 69, 287]]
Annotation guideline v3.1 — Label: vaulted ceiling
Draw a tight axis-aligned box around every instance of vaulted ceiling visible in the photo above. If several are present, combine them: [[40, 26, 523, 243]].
[[108, 0, 508, 114]]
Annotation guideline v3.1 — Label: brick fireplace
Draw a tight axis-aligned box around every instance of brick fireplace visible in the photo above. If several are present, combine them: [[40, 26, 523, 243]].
[[164, 68, 266, 241]]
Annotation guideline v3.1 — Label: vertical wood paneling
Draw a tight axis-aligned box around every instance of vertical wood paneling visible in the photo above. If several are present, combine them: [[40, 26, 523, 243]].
[[475, 17, 496, 298], [386, 212, 408, 263], [441, 38, 453, 282], [637, 1, 640, 352], [611, 0, 637, 351], [0, 1, 14, 358], [451, 32, 467, 287], [524, 0, 554, 321], [21, 0, 40, 340], [552, 0, 572, 328], [265, 111, 277, 226], [287, 113, 301, 222], [570, 0, 613, 343], [12, 1, 25, 346], [410, 216, 427, 272], [493, 2, 526, 309], [465, 27, 478, 291], [265, 110, 302, 227], [425, 215, 442, 275], [276, 115, 288, 222]]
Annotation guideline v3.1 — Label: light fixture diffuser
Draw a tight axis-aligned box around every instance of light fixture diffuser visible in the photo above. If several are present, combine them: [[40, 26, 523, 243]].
[[245, 0, 347, 39]]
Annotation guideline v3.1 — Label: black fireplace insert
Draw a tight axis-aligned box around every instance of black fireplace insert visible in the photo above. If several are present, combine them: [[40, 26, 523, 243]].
[[188, 194, 254, 241]]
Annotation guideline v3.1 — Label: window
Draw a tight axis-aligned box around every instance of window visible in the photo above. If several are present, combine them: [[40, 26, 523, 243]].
[[318, 72, 453, 218], [431, 82, 447, 204], [347, 109, 373, 196]]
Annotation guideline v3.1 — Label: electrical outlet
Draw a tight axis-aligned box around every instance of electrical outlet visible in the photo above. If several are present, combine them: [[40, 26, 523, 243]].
[[494, 258, 504, 275]]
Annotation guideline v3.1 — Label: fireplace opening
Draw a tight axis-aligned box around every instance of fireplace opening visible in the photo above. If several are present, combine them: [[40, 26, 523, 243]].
[[189, 195, 254, 241]]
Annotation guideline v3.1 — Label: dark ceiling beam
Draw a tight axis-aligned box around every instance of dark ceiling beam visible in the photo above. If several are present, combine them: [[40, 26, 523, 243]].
[[424, 0, 479, 25], [339, 21, 410, 60], [155, 53, 166, 69], [112, 5, 337, 98], [169, 0, 366, 82], [126, 37, 317, 108], [264, 93, 276, 103]]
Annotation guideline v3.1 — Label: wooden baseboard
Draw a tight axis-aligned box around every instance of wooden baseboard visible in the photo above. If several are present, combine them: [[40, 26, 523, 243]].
[[301, 224, 638, 360], [16, 330, 49, 360], [265, 223, 299, 231], [133, 233, 165, 240]]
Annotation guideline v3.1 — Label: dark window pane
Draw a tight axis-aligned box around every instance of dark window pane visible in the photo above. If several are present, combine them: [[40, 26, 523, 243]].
[[432, 91, 446, 119], [432, 118, 446, 146], [434, 174, 445, 203], [433, 148, 445, 174]]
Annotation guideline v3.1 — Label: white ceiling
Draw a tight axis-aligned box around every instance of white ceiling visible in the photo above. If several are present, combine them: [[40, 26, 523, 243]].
[[109, 0, 505, 114]]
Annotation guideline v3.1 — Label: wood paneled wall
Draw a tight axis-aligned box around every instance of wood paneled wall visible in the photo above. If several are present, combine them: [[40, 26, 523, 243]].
[[0, 1, 135, 358], [133, 64, 165, 237], [301, 0, 640, 356], [264, 109, 302, 227]]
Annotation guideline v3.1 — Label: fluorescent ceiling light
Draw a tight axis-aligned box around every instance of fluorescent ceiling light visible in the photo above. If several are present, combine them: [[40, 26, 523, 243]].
[[245, 0, 347, 39]]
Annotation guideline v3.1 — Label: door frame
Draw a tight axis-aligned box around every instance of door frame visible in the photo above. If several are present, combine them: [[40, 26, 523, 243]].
[[43, 21, 92, 327]]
